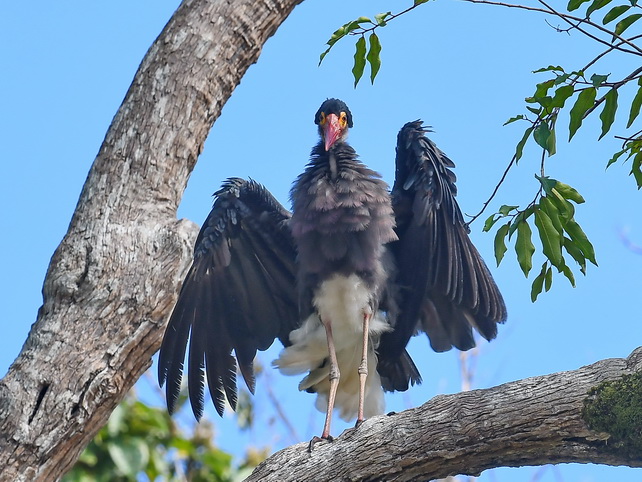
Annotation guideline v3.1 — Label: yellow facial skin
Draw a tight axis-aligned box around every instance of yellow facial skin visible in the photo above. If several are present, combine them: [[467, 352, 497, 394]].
[[320, 111, 348, 151]]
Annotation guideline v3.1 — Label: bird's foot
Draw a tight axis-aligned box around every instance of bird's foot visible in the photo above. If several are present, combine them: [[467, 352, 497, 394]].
[[386, 411, 397, 416], [354, 418, 365, 429], [307, 434, 333, 452]]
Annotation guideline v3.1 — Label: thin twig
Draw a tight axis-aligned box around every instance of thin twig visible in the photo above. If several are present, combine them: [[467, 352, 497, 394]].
[[466, 153, 517, 226], [460, 0, 642, 55]]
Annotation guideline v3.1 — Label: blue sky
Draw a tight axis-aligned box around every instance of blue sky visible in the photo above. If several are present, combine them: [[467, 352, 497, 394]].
[[2, 1, 640, 481]]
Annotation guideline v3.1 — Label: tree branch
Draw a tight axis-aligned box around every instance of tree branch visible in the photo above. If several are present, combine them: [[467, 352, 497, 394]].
[[247, 347, 642, 481], [0, 0, 302, 479]]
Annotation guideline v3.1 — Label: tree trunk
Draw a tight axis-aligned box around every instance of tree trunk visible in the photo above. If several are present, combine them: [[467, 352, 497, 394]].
[[248, 347, 642, 481], [0, 0, 302, 480]]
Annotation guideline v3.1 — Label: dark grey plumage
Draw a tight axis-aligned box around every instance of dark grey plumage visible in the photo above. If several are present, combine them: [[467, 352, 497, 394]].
[[158, 178, 298, 418], [377, 121, 506, 386], [290, 141, 397, 320], [158, 100, 506, 436]]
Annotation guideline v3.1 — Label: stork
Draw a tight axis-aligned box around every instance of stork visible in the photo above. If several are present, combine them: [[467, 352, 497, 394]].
[[158, 99, 506, 445]]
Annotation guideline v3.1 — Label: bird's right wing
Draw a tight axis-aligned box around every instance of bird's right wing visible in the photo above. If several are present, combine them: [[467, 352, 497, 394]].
[[379, 122, 506, 367], [158, 178, 298, 419]]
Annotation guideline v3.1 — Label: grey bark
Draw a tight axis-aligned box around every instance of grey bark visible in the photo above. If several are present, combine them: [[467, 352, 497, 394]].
[[248, 347, 642, 481], [0, 0, 302, 480]]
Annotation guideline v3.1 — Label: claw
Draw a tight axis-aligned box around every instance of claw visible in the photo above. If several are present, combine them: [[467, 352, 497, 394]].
[[308, 434, 334, 452]]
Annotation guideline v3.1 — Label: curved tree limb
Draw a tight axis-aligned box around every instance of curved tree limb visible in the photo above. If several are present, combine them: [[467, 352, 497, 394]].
[[248, 347, 642, 481], [0, 0, 302, 479]]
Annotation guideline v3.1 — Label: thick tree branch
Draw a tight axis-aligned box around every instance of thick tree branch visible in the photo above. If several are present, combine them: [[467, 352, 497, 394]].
[[248, 347, 642, 481], [0, 0, 302, 480]]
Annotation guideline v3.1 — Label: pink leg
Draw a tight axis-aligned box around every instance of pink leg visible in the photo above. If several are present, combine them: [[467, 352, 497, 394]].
[[309, 317, 340, 450], [357, 311, 371, 425]]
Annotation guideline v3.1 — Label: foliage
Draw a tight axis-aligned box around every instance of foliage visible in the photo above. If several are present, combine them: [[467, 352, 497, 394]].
[[63, 391, 262, 482], [321, 0, 642, 300]]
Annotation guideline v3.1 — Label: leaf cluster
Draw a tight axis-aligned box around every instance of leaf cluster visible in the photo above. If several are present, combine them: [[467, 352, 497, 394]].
[[485, 177, 597, 301], [319, 1, 430, 86], [63, 393, 260, 482], [321, 0, 642, 300], [478, 0, 642, 300]]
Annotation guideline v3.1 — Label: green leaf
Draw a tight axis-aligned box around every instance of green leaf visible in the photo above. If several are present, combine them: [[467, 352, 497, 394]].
[[560, 262, 577, 287], [565, 219, 597, 265], [504, 114, 525, 125], [632, 152, 642, 188], [494, 223, 510, 266], [534, 208, 563, 268], [352, 36, 366, 87], [533, 65, 564, 73], [516, 220, 535, 276], [367, 33, 382, 84], [554, 73, 571, 85], [554, 181, 586, 203], [587, 0, 613, 17], [627, 77, 642, 128], [539, 196, 564, 233], [415, 0, 431, 4], [547, 124, 557, 155], [603, 4, 630, 23], [107, 438, 149, 477], [319, 19, 367, 65], [590, 73, 609, 88], [534, 122, 552, 153], [526, 105, 542, 115], [531, 262, 547, 302], [550, 188, 576, 221], [607, 147, 627, 168], [615, 13, 642, 36], [544, 265, 553, 292], [563, 236, 587, 274], [551, 84, 575, 108], [509, 206, 535, 238], [375, 11, 392, 26], [569, 87, 597, 140], [499, 204, 519, 216], [536, 174, 558, 195], [534, 79, 555, 98], [319, 27, 347, 65], [599, 88, 618, 139], [515, 126, 534, 162], [107, 404, 125, 436], [567, 0, 591, 11], [483, 213, 500, 232]]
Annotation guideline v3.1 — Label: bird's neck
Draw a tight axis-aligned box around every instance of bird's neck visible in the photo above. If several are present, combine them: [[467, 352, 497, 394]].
[[328, 151, 338, 179], [312, 141, 357, 179]]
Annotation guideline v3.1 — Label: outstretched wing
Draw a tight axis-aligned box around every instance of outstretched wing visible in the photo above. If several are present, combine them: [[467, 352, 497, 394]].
[[158, 178, 298, 419], [379, 121, 507, 365]]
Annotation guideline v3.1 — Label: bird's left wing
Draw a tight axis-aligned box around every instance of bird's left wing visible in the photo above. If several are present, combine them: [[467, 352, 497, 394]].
[[379, 122, 506, 368], [158, 178, 298, 419]]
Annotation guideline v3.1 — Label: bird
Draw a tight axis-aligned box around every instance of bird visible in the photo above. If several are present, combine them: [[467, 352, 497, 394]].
[[158, 98, 507, 444]]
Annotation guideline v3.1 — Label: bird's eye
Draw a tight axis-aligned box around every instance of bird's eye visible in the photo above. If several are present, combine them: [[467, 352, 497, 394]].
[[339, 112, 347, 128], [319, 112, 326, 126]]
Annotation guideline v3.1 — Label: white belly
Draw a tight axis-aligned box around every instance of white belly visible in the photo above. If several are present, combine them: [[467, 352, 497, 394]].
[[272, 274, 391, 421]]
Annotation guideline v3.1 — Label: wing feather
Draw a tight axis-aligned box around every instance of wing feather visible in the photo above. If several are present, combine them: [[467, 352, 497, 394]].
[[380, 121, 507, 366], [158, 178, 298, 419]]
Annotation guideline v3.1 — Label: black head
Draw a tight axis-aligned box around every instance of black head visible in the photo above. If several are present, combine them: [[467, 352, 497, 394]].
[[314, 98, 353, 128], [315, 99, 353, 151]]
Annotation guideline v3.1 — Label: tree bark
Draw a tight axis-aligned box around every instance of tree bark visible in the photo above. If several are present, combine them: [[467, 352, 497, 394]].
[[0, 0, 302, 480], [248, 346, 642, 482]]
